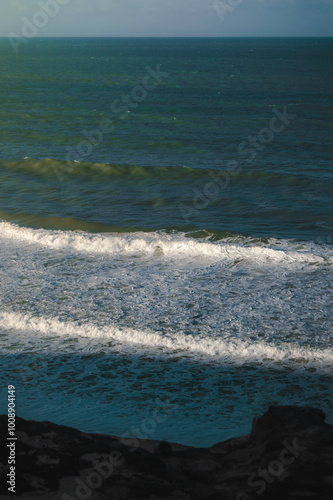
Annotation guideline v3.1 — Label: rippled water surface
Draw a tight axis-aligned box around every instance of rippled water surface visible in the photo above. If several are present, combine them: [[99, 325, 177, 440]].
[[0, 38, 332, 445]]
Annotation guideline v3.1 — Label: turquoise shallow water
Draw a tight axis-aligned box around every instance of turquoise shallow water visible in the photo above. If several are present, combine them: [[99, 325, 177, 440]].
[[0, 38, 332, 445]]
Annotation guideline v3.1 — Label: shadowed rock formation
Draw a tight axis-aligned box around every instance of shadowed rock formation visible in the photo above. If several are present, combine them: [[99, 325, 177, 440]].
[[0, 406, 332, 499]]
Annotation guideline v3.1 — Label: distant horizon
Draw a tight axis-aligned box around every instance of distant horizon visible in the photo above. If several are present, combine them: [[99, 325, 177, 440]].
[[1, 35, 332, 39], [1, 0, 332, 39]]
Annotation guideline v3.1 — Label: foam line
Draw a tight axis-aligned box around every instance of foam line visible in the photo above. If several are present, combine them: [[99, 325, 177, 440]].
[[1, 311, 332, 367], [0, 222, 330, 267]]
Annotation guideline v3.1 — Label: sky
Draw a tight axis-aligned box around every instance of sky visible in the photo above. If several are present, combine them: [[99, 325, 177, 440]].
[[1, 0, 333, 38]]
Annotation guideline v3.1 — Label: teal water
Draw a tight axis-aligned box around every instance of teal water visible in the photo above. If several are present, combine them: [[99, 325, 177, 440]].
[[0, 38, 332, 446], [0, 38, 332, 241]]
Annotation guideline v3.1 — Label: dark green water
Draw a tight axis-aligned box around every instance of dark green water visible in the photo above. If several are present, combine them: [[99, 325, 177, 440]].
[[0, 37, 332, 241]]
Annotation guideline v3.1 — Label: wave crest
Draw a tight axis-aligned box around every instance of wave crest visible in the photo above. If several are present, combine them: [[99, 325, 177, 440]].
[[1, 310, 332, 369], [0, 221, 331, 268]]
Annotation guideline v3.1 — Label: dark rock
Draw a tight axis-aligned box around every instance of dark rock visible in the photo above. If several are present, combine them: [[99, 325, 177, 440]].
[[0, 406, 332, 499]]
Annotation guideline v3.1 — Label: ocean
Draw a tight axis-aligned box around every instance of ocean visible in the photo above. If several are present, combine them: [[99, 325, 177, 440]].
[[0, 37, 332, 446]]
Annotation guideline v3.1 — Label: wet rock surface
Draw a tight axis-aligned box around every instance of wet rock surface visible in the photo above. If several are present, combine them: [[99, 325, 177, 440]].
[[1, 406, 332, 499]]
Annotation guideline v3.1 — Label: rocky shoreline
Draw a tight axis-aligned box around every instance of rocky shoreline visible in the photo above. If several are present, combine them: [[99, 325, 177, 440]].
[[0, 406, 332, 499]]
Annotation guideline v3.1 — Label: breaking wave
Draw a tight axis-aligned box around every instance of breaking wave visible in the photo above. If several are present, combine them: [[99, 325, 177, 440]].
[[1, 310, 332, 369], [0, 221, 331, 268]]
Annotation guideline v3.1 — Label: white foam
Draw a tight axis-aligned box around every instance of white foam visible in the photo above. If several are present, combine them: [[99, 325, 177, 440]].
[[1, 310, 332, 368], [0, 221, 331, 267]]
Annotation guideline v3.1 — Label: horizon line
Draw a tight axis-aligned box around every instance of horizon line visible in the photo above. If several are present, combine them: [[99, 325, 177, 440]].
[[1, 35, 332, 39]]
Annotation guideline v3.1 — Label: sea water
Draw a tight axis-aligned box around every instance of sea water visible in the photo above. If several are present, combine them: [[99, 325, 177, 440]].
[[0, 38, 332, 446]]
